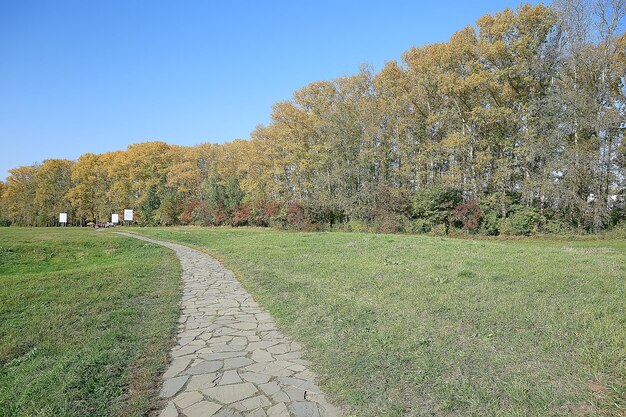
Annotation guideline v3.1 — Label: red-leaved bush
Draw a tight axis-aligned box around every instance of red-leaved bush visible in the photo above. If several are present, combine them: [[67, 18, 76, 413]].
[[232, 204, 252, 226], [264, 201, 281, 218], [181, 200, 199, 225], [448, 199, 483, 231], [286, 202, 307, 229]]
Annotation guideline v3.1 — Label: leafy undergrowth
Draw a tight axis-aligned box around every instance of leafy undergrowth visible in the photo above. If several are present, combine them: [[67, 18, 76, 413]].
[[133, 227, 626, 417], [0, 228, 181, 417]]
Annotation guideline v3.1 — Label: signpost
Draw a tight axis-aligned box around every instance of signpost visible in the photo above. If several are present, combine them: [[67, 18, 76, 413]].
[[123, 209, 133, 226], [111, 213, 119, 224], [59, 212, 67, 227]]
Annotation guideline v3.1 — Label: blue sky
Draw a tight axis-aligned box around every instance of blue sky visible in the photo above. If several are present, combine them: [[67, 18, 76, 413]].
[[0, 0, 537, 180]]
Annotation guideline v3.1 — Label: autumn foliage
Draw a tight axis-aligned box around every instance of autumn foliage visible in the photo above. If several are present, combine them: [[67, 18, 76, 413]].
[[1, 3, 625, 234], [448, 200, 483, 231]]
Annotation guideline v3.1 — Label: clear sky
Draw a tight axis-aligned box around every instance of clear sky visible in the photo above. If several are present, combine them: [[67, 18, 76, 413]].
[[0, 0, 538, 180]]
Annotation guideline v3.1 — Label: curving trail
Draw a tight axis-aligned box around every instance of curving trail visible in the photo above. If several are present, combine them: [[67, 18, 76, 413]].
[[115, 232, 340, 417]]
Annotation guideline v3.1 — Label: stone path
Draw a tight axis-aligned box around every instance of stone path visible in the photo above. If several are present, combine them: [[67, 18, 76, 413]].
[[116, 232, 340, 417]]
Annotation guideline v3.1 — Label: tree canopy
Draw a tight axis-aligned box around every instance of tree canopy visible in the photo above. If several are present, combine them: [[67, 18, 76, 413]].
[[2, 1, 625, 234]]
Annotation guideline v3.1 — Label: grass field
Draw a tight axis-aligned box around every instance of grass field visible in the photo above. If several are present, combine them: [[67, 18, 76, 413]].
[[0, 228, 181, 417], [131, 227, 626, 417]]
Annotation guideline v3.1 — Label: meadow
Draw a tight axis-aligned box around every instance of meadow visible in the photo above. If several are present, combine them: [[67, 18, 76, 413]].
[[0, 228, 181, 417], [1, 226, 624, 416], [132, 227, 626, 417]]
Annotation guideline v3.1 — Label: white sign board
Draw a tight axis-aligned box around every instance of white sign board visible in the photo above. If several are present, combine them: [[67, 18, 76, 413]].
[[59, 213, 68, 223], [123, 209, 134, 221], [111, 213, 119, 224]]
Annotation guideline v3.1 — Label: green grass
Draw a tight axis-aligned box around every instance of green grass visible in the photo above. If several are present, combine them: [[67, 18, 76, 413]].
[[131, 227, 626, 417], [0, 228, 181, 417]]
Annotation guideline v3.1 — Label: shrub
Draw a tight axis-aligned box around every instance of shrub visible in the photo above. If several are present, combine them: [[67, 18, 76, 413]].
[[232, 204, 252, 226], [181, 200, 199, 225], [481, 212, 500, 235], [264, 200, 281, 219], [478, 192, 518, 219], [303, 222, 325, 232], [606, 221, 626, 239], [609, 204, 625, 226], [544, 219, 569, 234], [506, 206, 544, 235], [190, 201, 214, 226], [263, 201, 288, 227], [448, 199, 482, 231], [212, 210, 228, 226], [286, 202, 307, 229], [247, 202, 268, 227], [498, 218, 513, 235], [430, 224, 447, 236], [155, 192, 182, 226], [373, 214, 405, 234], [204, 173, 244, 224], [344, 219, 370, 233], [412, 186, 462, 232], [139, 186, 161, 226], [374, 185, 413, 216], [307, 203, 345, 227], [370, 185, 412, 233], [409, 219, 432, 234]]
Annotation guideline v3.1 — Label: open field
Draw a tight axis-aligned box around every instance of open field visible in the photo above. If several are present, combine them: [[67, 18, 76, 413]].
[[131, 227, 626, 417], [0, 228, 181, 417]]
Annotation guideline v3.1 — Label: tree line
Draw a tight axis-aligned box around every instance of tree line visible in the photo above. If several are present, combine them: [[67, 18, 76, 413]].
[[1, 1, 625, 235]]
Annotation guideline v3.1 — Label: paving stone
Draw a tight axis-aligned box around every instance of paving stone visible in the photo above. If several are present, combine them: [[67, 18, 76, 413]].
[[230, 336, 248, 345], [304, 392, 333, 407], [208, 336, 233, 344], [202, 382, 258, 404], [219, 370, 243, 385], [288, 402, 321, 417], [182, 400, 222, 417], [267, 403, 290, 417], [251, 350, 273, 363], [272, 392, 291, 403], [164, 358, 193, 379], [244, 362, 294, 377], [185, 373, 220, 390], [211, 343, 240, 352], [186, 360, 223, 375], [160, 375, 189, 398], [213, 409, 244, 417], [294, 369, 316, 381], [274, 360, 298, 371], [219, 356, 251, 369], [278, 376, 319, 392], [266, 343, 291, 354], [173, 391, 204, 409], [240, 371, 271, 384], [231, 394, 272, 411], [159, 401, 178, 417], [229, 322, 258, 330], [201, 351, 247, 361], [247, 341, 280, 351], [285, 386, 307, 401], [172, 345, 203, 357], [258, 381, 281, 396], [274, 351, 302, 361]]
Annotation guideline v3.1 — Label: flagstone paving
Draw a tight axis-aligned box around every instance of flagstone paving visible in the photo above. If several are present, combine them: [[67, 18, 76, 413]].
[[116, 232, 340, 417]]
